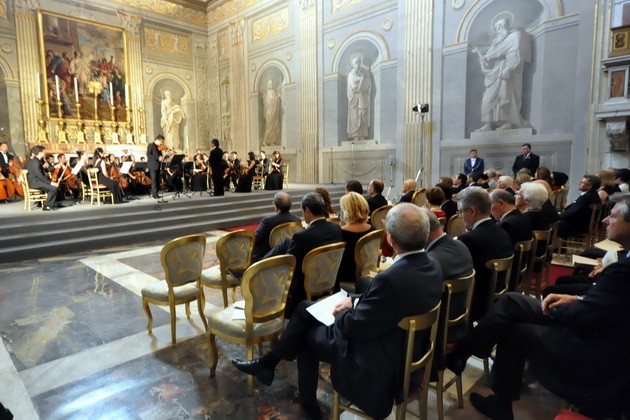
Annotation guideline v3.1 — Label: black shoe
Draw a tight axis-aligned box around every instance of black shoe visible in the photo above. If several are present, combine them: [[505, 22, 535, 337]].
[[300, 400, 323, 420], [231, 358, 274, 386], [470, 393, 514, 420], [43, 206, 54, 211], [445, 346, 469, 375]]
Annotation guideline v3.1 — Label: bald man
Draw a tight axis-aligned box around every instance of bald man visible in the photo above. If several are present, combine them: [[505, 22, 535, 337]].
[[398, 179, 417, 203]]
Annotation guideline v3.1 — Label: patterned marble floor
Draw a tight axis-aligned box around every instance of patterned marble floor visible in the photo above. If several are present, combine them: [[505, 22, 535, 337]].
[[0, 230, 562, 419]]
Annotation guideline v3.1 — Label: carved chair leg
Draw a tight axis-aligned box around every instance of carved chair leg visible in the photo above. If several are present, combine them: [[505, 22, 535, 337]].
[[170, 302, 177, 345], [185, 302, 191, 318], [208, 332, 218, 376], [142, 298, 153, 334], [436, 369, 444, 420]]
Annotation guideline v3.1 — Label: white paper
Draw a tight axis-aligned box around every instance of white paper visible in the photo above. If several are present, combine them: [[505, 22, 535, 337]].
[[306, 290, 348, 326], [119, 161, 133, 175], [71, 160, 84, 175], [232, 308, 245, 321], [572, 255, 598, 267], [594, 239, 623, 252], [233, 300, 245, 309]]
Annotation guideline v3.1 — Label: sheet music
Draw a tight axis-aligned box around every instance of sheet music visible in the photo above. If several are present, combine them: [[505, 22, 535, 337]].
[[306, 290, 348, 326], [119, 161, 133, 175], [572, 255, 598, 267], [71, 161, 83, 175], [594, 239, 623, 251]]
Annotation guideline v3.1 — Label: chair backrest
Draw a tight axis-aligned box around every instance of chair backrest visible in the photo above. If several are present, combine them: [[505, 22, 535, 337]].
[[19, 169, 31, 189], [303, 241, 346, 298], [161, 234, 207, 288], [269, 221, 304, 248], [216, 230, 256, 275], [282, 162, 289, 187], [588, 203, 603, 238], [532, 229, 552, 261], [551, 187, 569, 211], [438, 216, 447, 228], [438, 271, 476, 362], [412, 188, 427, 207], [87, 168, 100, 186], [512, 238, 533, 290], [241, 254, 296, 325], [446, 214, 466, 238], [399, 302, 441, 401], [485, 255, 513, 307], [254, 163, 264, 177], [370, 204, 392, 230], [354, 229, 384, 278]]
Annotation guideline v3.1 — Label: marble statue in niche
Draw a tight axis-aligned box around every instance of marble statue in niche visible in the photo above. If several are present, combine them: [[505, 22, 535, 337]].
[[262, 79, 281, 146], [347, 52, 372, 141], [473, 14, 531, 131], [160, 90, 185, 150]]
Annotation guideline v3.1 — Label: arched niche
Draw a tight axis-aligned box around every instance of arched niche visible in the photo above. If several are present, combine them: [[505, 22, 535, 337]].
[[252, 60, 291, 149], [147, 74, 192, 152]]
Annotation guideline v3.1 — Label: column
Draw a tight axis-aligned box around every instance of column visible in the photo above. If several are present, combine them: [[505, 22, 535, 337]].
[[229, 19, 247, 154], [117, 12, 142, 143], [299, 0, 318, 183]]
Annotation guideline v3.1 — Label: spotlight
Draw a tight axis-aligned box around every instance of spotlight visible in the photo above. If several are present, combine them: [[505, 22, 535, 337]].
[[412, 103, 429, 113]]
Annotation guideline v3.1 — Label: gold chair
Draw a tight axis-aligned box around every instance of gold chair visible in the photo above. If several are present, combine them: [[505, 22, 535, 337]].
[[438, 216, 447, 229], [433, 271, 476, 420], [511, 238, 533, 292], [412, 188, 427, 207], [282, 162, 289, 188], [446, 214, 466, 238], [303, 242, 346, 300], [526, 229, 552, 298], [268, 221, 304, 249], [19, 169, 47, 211], [141, 234, 207, 344], [332, 302, 442, 420], [200, 229, 255, 308], [558, 203, 602, 258], [483, 255, 513, 375], [550, 187, 569, 211], [205, 254, 296, 396], [339, 229, 384, 292], [371, 204, 392, 230], [86, 167, 114, 205], [252, 163, 264, 190]]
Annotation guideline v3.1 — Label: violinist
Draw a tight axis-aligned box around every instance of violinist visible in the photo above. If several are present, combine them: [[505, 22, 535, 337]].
[[26, 145, 59, 211], [264, 150, 284, 190], [52, 153, 78, 200], [0, 142, 11, 177], [191, 153, 208, 192], [228, 151, 241, 190], [147, 135, 165, 198], [93, 148, 124, 204], [235, 151, 258, 193]]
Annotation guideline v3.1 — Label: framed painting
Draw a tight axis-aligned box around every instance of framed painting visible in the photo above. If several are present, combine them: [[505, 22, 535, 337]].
[[38, 11, 129, 121]]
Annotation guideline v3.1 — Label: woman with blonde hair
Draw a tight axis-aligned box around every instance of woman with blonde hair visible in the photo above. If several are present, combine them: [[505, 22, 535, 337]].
[[336, 192, 375, 289], [597, 170, 621, 202]]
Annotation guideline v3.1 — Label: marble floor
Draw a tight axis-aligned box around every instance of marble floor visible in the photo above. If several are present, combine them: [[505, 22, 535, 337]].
[[0, 229, 563, 419]]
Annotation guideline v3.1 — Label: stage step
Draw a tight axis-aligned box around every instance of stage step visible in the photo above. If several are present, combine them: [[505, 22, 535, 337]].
[[0, 185, 346, 262]]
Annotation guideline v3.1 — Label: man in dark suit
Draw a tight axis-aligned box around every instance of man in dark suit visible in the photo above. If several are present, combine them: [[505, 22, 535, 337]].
[[463, 149, 484, 176], [209, 138, 224, 196], [511, 143, 540, 176], [557, 174, 601, 238], [366, 178, 388, 217], [456, 187, 514, 322], [146, 135, 164, 199], [26, 145, 58, 211], [490, 189, 533, 245], [251, 192, 301, 263], [0, 142, 13, 177], [437, 182, 458, 222], [447, 193, 630, 419], [232, 203, 443, 419], [398, 178, 416, 203]]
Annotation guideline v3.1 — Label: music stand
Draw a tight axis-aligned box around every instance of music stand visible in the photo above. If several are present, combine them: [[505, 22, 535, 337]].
[[169, 154, 190, 199]]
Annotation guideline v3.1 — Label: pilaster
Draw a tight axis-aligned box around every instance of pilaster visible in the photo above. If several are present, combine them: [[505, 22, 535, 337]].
[[299, 0, 318, 183], [229, 18, 247, 154]]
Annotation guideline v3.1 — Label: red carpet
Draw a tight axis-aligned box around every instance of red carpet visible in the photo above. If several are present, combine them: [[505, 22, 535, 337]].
[[224, 224, 259, 232], [546, 264, 574, 286]]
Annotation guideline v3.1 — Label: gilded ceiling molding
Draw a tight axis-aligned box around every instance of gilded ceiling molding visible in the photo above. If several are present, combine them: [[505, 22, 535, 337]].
[[13, 0, 40, 14], [208, 0, 257, 25], [115, 0, 206, 26], [117, 11, 142, 35], [145, 28, 189, 54], [0, 0, 7, 20], [331, 0, 364, 13], [67, 9, 97, 22], [252, 8, 288, 43], [230, 19, 244, 45]]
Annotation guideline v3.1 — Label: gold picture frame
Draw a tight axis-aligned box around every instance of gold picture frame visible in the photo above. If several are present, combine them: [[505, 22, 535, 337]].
[[38, 10, 129, 122]]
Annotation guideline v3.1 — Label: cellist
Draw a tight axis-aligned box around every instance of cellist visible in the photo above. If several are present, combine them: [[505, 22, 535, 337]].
[[26, 145, 59, 211]]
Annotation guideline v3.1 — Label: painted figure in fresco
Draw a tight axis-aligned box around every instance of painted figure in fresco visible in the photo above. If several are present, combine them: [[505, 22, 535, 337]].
[[347, 52, 372, 141], [160, 90, 185, 150], [262, 79, 281, 146], [475, 16, 531, 132], [69, 51, 93, 95]]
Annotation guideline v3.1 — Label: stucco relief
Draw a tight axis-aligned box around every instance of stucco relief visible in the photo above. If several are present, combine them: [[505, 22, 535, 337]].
[[117, 11, 142, 35], [230, 19, 245, 45], [332, 0, 364, 13], [13, 0, 40, 14], [115, 0, 206, 26], [207, 37, 220, 140], [252, 8, 288, 43], [208, 0, 257, 25], [145, 28, 189, 55], [0, 0, 7, 20]]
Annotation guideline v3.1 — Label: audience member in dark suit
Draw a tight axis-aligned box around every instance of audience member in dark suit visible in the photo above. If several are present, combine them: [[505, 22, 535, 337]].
[[490, 189, 533, 246], [398, 178, 416, 203], [437, 182, 458, 222], [232, 203, 443, 419], [532, 179, 560, 223], [496, 175, 516, 195], [26, 145, 59, 211], [516, 182, 551, 231], [468, 172, 489, 189], [251, 192, 301, 263], [558, 174, 602, 238], [446, 193, 630, 419], [463, 149, 485, 176], [366, 179, 388, 217], [452, 173, 468, 193], [456, 187, 514, 322], [282, 192, 342, 317], [209, 138, 224, 196], [511, 143, 540, 176]]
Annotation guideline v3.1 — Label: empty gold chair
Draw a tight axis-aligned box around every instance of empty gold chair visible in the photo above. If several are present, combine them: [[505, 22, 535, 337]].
[[371, 204, 392, 230], [339, 229, 384, 292], [332, 303, 441, 420], [412, 188, 427, 207], [512, 238, 533, 292], [252, 163, 264, 190], [19, 169, 47, 211], [446, 214, 466, 238], [200, 229, 255, 308], [282, 162, 289, 188], [86, 167, 114, 205], [269, 221, 304, 248], [141, 234, 207, 344], [303, 242, 346, 300], [205, 254, 296, 396]]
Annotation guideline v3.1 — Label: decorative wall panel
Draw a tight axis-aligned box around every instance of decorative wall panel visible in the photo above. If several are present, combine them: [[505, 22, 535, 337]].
[[252, 8, 288, 42], [145, 28, 189, 55]]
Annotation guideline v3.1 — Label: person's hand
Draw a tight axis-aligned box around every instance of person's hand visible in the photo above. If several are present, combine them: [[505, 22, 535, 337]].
[[541, 293, 578, 316], [51, 181, 59, 188], [332, 297, 353, 316]]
